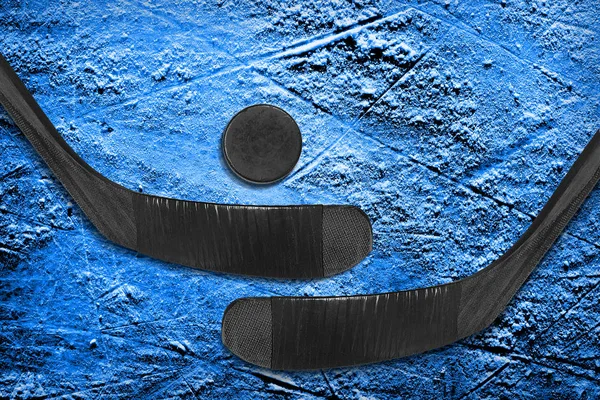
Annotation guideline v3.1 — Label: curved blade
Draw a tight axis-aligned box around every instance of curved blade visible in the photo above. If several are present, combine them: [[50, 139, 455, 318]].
[[0, 54, 372, 278], [223, 129, 600, 368]]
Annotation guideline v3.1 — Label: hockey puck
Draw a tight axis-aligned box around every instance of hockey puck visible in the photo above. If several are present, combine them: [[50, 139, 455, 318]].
[[222, 104, 302, 184]]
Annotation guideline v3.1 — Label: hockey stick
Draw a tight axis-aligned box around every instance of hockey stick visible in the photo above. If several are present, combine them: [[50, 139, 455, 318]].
[[0, 54, 372, 278], [223, 128, 600, 368]]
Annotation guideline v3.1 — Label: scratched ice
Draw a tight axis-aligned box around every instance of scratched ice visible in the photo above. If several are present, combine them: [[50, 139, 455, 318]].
[[0, 0, 599, 398]]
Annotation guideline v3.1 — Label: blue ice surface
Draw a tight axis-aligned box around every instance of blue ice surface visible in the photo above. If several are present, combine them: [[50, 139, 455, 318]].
[[0, 0, 599, 398]]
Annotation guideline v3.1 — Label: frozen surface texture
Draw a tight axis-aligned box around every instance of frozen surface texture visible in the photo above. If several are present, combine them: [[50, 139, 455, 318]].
[[1, 0, 599, 398]]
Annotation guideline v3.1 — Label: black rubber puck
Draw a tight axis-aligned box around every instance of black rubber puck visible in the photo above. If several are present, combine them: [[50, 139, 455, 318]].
[[222, 104, 302, 184]]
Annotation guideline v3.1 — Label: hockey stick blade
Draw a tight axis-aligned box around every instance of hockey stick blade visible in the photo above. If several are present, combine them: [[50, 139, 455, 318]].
[[0, 54, 372, 278], [223, 128, 600, 368]]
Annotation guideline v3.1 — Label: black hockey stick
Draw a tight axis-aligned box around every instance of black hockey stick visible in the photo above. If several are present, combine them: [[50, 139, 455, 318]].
[[222, 128, 600, 368], [0, 54, 372, 278]]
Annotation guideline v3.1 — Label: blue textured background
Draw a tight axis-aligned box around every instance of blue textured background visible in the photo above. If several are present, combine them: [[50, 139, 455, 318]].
[[1, 0, 599, 398]]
